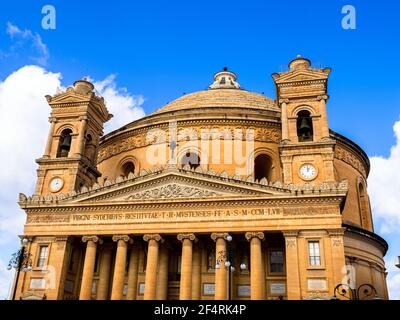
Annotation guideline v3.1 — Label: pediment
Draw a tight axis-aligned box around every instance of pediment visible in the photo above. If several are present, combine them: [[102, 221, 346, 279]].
[[67, 169, 290, 204], [275, 69, 329, 84], [48, 91, 92, 105]]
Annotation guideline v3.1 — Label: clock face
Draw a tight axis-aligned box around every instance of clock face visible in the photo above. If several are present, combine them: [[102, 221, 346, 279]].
[[49, 177, 64, 192], [299, 164, 317, 180]]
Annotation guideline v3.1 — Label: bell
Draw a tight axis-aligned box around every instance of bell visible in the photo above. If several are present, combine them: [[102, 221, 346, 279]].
[[299, 117, 311, 133], [60, 135, 71, 151]]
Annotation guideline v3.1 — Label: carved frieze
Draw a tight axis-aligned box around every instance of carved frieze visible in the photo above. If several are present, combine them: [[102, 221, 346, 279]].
[[335, 145, 367, 177], [97, 125, 281, 163], [283, 206, 338, 216]]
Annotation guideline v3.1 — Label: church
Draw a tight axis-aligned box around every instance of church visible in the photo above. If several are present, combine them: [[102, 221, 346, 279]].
[[15, 56, 388, 300]]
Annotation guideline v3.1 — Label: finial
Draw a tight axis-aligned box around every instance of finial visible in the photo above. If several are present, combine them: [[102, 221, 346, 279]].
[[297, 54, 301, 58], [223, 66, 228, 71]]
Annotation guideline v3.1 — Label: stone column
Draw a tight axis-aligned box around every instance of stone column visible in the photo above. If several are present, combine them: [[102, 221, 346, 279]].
[[80, 236, 102, 300], [43, 118, 56, 158], [143, 234, 163, 300], [177, 233, 197, 300], [96, 243, 113, 300], [280, 99, 290, 142], [75, 116, 88, 157], [156, 245, 169, 300], [126, 243, 140, 300], [283, 231, 301, 300], [245, 232, 265, 300], [191, 243, 202, 300], [318, 95, 330, 139], [211, 233, 229, 300], [110, 235, 132, 300]]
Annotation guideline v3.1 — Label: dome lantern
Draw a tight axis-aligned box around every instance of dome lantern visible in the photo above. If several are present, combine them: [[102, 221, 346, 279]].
[[209, 67, 241, 89]]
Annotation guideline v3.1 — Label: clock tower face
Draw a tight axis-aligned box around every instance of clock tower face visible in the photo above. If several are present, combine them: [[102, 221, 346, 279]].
[[299, 164, 317, 181], [49, 177, 64, 192]]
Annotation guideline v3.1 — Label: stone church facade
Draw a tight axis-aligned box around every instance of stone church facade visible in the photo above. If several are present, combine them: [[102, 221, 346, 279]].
[[15, 56, 388, 300]]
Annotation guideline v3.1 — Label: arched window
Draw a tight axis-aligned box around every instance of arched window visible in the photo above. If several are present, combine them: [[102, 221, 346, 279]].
[[358, 182, 371, 230], [57, 129, 72, 158], [296, 110, 313, 142], [121, 161, 135, 176], [181, 152, 200, 170], [254, 154, 273, 182]]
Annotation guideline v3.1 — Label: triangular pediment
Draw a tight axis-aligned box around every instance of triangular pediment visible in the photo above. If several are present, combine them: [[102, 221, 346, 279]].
[[275, 69, 329, 84], [66, 167, 291, 204], [49, 91, 92, 104]]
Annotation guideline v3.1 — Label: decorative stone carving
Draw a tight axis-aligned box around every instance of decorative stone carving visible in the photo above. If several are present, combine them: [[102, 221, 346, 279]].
[[219, 171, 228, 179], [207, 169, 216, 176], [259, 177, 268, 185], [19, 193, 27, 204], [57, 193, 65, 201], [127, 172, 135, 180], [245, 232, 265, 241], [92, 183, 101, 190], [177, 233, 197, 242], [335, 145, 367, 177], [246, 175, 254, 183], [127, 183, 219, 200], [231, 174, 240, 180], [283, 230, 299, 248], [143, 234, 163, 242], [112, 234, 133, 243], [194, 166, 203, 173], [337, 179, 349, 191], [285, 239, 296, 248], [273, 181, 283, 188], [116, 175, 124, 183], [210, 233, 230, 242], [82, 235, 103, 244]]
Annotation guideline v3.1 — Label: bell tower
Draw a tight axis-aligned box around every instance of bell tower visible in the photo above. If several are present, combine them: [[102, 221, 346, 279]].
[[272, 56, 336, 185], [34, 78, 112, 196]]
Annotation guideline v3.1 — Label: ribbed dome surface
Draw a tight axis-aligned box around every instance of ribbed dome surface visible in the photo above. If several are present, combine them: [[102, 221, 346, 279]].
[[151, 89, 278, 115]]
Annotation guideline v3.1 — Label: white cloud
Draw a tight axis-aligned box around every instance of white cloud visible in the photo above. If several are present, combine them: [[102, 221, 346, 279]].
[[0, 259, 14, 300], [0, 65, 145, 299], [368, 120, 400, 233], [4, 22, 49, 65], [93, 74, 145, 132], [384, 255, 400, 300]]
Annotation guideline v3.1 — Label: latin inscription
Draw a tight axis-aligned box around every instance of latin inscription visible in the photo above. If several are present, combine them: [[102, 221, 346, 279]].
[[26, 206, 337, 224]]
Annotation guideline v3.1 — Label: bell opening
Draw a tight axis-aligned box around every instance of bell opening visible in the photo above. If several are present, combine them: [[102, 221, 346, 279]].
[[296, 111, 313, 142]]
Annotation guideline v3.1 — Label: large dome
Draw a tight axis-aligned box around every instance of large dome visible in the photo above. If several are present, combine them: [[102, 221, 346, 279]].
[[150, 68, 278, 115], [151, 89, 278, 115]]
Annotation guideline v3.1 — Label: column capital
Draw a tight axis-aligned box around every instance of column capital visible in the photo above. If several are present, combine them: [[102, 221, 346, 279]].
[[279, 98, 290, 104], [327, 228, 345, 237], [211, 233, 229, 242], [282, 230, 299, 238], [143, 234, 164, 243], [78, 115, 88, 121], [245, 232, 265, 241], [317, 94, 329, 101], [82, 235, 103, 244], [177, 233, 197, 243], [112, 234, 133, 244], [48, 117, 58, 123]]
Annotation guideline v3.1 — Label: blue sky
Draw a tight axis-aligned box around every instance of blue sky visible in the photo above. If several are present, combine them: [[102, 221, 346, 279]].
[[0, 0, 399, 298]]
